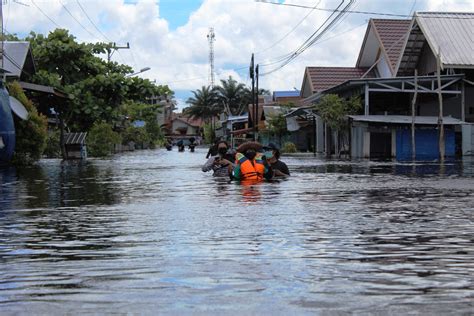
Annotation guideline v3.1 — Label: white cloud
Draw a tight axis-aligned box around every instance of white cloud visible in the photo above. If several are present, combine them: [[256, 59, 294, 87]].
[[6, 0, 474, 107]]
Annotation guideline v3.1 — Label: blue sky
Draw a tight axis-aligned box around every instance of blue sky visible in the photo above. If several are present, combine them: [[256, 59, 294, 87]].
[[6, 0, 474, 110], [124, 0, 204, 30]]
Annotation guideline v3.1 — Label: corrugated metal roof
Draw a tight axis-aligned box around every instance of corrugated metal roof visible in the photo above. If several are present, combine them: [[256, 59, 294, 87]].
[[64, 132, 87, 145], [273, 91, 300, 98], [415, 12, 474, 68], [349, 115, 463, 125], [2, 42, 31, 78]]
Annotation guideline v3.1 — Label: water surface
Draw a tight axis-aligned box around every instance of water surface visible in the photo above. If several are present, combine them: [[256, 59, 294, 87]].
[[1, 149, 473, 314]]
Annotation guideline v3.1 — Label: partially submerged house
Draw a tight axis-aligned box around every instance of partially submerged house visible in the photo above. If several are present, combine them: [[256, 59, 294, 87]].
[[170, 114, 204, 144], [298, 12, 474, 160]]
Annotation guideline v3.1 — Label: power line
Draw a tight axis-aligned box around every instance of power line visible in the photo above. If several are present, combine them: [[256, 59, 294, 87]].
[[76, 0, 111, 42], [255, 1, 474, 20], [59, 0, 98, 39], [31, 0, 61, 28], [260, 0, 355, 76], [255, 0, 322, 55]]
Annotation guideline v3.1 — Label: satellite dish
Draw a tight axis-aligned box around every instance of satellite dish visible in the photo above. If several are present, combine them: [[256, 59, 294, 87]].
[[9, 96, 29, 120]]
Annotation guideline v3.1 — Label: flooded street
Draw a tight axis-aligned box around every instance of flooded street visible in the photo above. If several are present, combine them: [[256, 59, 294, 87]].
[[1, 148, 474, 314]]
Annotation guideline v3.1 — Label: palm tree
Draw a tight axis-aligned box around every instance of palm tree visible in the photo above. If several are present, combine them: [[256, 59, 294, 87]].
[[216, 76, 247, 116], [185, 86, 221, 123]]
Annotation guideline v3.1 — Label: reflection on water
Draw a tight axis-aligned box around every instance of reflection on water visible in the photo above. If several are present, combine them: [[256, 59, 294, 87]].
[[0, 149, 473, 314]]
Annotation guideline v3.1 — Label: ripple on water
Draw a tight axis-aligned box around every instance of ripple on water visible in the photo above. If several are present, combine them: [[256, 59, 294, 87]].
[[0, 148, 474, 313]]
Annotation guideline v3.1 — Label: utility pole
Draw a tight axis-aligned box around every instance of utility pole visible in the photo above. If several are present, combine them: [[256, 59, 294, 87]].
[[411, 69, 418, 160], [255, 64, 259, 141], [249, 53, 255, 141], [107, 42, 130, 62], [207, 27, 215, 88], [1, 0, 4, 74], [437, 49, 445, 163]]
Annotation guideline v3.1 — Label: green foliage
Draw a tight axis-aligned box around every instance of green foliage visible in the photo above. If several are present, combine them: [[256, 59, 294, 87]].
[[87, 122, 121, 157], [185, 86, 220, 122], [145, 120, 163, 144], [282, 142, 297, 153], [8, 82, 48, 165], [44, 130, 61, 158], [203, 123, 215, 144], [266, 113, 288, 143], [23, 29, 173, 131], [216, 76, 247, 116], [315, 94, 362, 132], [121, 126, 150, 146]]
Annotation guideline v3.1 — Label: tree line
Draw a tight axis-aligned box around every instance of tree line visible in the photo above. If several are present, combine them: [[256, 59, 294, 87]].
[[4, 29, 173, 161]]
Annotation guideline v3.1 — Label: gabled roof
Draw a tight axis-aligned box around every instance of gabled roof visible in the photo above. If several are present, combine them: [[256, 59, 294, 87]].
[[397, 12, 474, 74], [172, 114, 204, 128], [303, 67, 373, 93], [1, 42, 36, 79], [356, 19, 411, 75]]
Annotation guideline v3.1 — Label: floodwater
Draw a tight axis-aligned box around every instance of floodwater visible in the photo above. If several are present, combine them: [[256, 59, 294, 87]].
[[1, 148, 474, 314]]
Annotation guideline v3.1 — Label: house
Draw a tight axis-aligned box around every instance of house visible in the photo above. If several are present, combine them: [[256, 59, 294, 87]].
[[170, 114, 204, 144], [1, 41, 36, 82], [299, 12, 474, 160]]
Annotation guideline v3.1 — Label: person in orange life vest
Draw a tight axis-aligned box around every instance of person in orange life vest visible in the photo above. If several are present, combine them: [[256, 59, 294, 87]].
[[232, 142, 273, 182]]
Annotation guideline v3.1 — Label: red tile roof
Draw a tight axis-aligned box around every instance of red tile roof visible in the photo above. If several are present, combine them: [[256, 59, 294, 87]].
[[306, 67, 372, 92], [172, 114, 205, 127], [371, 19, 411, 72]]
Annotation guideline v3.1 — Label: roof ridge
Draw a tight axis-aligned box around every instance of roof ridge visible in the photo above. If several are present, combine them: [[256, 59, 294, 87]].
[[416, 11, 474, 15]]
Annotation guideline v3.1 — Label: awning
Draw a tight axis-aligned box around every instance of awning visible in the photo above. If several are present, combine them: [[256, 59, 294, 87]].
[[348, 115, 464, 125], [18, 81, 69, 99], [230, 127, 253, 135]]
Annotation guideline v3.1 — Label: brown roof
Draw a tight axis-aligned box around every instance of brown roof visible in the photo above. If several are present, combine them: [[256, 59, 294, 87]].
[[172, 114, 204, 128], [371, 19, 411, 72], [306, 67, 372, 92]]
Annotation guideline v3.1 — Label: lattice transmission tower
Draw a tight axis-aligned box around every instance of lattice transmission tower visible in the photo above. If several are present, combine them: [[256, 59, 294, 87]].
[[207, 27, 215, 87]]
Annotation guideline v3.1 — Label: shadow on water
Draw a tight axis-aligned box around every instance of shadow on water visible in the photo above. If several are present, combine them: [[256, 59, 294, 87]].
[[0, 149, 473, 314], [0, 160, 121, 210]]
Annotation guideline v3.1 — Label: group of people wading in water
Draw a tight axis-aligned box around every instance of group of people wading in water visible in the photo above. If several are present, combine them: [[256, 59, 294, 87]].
[[202, 140, 290, 183]]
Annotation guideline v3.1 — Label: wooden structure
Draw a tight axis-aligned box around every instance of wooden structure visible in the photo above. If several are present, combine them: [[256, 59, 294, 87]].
[[64, 132, 87, 159]]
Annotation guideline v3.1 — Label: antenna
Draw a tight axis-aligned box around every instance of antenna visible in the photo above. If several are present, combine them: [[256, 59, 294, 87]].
[[207, 27, 215, 87]]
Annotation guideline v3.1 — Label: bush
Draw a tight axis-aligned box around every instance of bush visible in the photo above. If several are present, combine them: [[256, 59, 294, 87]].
[[8, 82, 48, 165], [282, 142, 297, 153], [87, 122, 121, 157], [44, 130, 61, 158], [121, 126, 150, 147]]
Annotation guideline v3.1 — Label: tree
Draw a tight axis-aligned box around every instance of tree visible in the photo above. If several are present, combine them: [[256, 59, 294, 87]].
[[24, 29, 172, 131], [8, 82, 48, 165], [185, 85, 220, 123], [216, 76, 247, 116], [315, 94, 362, 155], [266, 113, 288, 147]]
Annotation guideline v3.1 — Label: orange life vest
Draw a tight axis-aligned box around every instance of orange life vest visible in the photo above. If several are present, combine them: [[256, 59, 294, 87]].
[[236, 153, 265, 182]]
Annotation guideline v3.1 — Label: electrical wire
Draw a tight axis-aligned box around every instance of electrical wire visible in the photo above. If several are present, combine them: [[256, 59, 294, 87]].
[[260, 0, 355, 76], [76, 0, 111, 42], [59, 0, 98, 39], [254, 0, 474, 19], [255, 0, 322, 55], [31, 0, 61, 28]]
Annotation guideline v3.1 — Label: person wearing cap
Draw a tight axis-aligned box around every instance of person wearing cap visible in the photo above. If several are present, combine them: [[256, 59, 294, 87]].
[[264, 143, 290, 177], [202, 140, 234, 177]]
